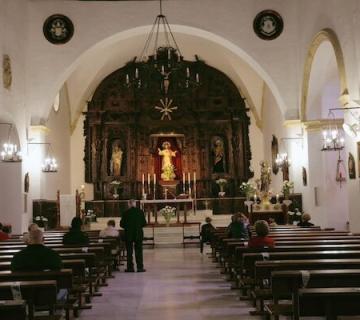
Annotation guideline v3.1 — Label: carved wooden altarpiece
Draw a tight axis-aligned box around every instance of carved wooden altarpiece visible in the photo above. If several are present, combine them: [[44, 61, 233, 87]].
[[84, 60, 253, 200]]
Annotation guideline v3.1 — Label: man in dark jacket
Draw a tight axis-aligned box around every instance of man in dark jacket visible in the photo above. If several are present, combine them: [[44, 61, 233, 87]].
[[11, 229, 62, 271], [120, 199, 147, 272], [63, 217, 89, 246]]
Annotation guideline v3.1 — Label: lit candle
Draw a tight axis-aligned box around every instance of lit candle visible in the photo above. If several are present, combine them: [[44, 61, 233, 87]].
[[196, 73, 199, 83], [276, 194, 279, 202], [188, 172, 191, 186], [186, 67, 190, 78], [183, 172, 186, 186], [81, 184, 85, 191], [148, 173, 151, 186], [135, 68, 139, 79], [126, 74, 129, 84], [153, 173, 156, 185], [142, 173, 145, 193], [254, 194, 257, 202], [193, 171, 196, 184]]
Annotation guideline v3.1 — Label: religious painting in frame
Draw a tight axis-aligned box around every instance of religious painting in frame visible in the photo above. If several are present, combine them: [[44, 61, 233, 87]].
[[349, 152, 356, 179], [271, 135, 279, 175]]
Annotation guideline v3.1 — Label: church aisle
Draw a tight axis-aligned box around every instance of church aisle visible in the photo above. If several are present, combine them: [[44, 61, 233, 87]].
[[80, 247, 259, 320]]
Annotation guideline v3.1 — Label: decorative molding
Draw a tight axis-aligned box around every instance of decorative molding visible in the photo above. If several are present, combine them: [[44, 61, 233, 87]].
[[302, 118, 344, 132], [283, 119, 302, 128], [300, 28, 348, 121]]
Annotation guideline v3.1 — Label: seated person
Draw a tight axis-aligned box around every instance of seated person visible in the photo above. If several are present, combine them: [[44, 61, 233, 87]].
[[11, 229, 62, 271], [297, 213, 314, 227], [100, 219, 119, 238], [23, 223, 39, 244], [63, 217, 89, 246], [248, 220, 275, 248], [200, 217, 216, 253], [0, 223, 10, 241], [227, 213, 249, 239]]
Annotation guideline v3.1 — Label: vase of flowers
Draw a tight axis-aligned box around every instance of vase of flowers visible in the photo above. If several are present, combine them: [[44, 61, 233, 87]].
[[216, 178, 227, 197], [110, 180, 121, 199], [34, 216, 48, 230], [282, 180, 294, 199], [239, 181, 256, 200], [159, 205, 176, 226]]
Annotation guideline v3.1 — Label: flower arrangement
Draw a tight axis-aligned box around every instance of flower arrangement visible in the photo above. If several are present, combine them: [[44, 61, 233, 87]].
[[159, 206, 176, 225], [110, 180, 121, 198], [216, 178, 227, 187], [239, 181, 256, 198], [161, 164, 176, 181], [288, 208, 302, 224], [34, 216, 48, 228], [282, 180, 294, 198]]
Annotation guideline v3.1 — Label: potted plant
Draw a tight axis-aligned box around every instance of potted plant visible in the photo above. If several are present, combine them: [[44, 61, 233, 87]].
[[159, 206, 176, 226], [216, 178, 227, 197]]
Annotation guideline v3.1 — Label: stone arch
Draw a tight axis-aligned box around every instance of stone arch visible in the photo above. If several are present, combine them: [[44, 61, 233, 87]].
[[300, 28, 348, 121]]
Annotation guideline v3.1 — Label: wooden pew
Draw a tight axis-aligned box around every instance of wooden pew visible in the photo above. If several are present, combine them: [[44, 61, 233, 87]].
[[0, 280, 57, 320], [0, 300, 27, 320], [296, 287, 360, 320], [265, 269, 360, 319]]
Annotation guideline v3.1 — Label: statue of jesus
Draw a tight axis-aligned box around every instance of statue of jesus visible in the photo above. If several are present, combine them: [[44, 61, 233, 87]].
[[158, 141, 177, 181]]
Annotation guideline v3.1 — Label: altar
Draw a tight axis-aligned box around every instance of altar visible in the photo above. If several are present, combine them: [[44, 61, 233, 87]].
[[140, 198, 195, 224]]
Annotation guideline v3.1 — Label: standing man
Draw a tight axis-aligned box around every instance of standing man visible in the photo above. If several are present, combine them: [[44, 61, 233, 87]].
[[120, 199, 147, 272]]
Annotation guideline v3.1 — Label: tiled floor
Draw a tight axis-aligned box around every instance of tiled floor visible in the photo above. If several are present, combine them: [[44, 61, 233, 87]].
[[81, 247, 260, 320]]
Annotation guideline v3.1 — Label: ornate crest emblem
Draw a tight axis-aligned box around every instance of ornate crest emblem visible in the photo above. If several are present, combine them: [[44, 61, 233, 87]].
[[253, 10, 283, 40], [43, 14, 74, 45]]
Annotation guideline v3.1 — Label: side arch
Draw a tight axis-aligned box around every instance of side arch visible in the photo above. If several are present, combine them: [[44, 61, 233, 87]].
[[300, 28, 348, 121]]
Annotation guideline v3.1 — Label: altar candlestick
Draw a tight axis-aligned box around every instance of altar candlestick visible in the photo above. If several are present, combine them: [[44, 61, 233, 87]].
[[193, 172, 196, 184], [276, 194, 279, 203], [153, 173, 156, 200], [188, 172, 191, 185], [254, 194, 257, 203], [147, 173, 150, 194], [182, 172, 186, 193], [153, 173, 156, 186], [142, 174, 145, 194]]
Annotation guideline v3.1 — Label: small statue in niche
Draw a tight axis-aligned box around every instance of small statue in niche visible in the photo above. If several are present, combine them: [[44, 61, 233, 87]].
[[260, 160, 271, 192], [110, 141, 123, 176], [158, 141, 177, 181], [212, 137, 226, 173]]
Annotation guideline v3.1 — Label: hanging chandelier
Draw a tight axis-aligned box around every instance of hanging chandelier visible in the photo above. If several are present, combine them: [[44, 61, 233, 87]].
[[28, 142, 58, 172], [321, 111, 344, 151], [275, 152, 291, 168], [124, 0, 201, 96], [0, 123, 22, 162]]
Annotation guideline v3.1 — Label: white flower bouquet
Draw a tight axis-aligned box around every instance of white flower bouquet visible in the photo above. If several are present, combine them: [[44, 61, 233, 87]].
[[159, 206, 176, 225], [239, 181, 256, 198]]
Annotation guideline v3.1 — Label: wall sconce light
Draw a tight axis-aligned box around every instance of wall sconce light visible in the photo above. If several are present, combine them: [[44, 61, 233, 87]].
[[27, 142, 58, 172], [0, 123, 22, 162]]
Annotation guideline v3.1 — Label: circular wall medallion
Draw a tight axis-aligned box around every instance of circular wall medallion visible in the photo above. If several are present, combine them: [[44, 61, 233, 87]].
[[43, 14, 74, 45], [253, 10, 283, 40]]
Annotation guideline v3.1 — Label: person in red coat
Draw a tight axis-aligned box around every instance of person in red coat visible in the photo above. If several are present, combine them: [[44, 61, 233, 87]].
[[0, 223, 10, 241], [248, 220, 275, 248]]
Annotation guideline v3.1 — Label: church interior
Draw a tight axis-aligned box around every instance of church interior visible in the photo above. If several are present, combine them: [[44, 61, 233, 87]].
[[2, 0, 360, 319]]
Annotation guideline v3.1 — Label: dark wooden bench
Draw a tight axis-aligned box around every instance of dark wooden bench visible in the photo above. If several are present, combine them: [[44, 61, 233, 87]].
[[0, 299, 27, 320], [265, 269, 360, 319], [0, 280, 57, 320]]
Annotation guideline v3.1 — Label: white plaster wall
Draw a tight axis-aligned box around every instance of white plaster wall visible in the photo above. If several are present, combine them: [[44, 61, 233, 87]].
[[0, 0, 28, 233], [261, 85, 287, 194], [41, 86, 71, 199]]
